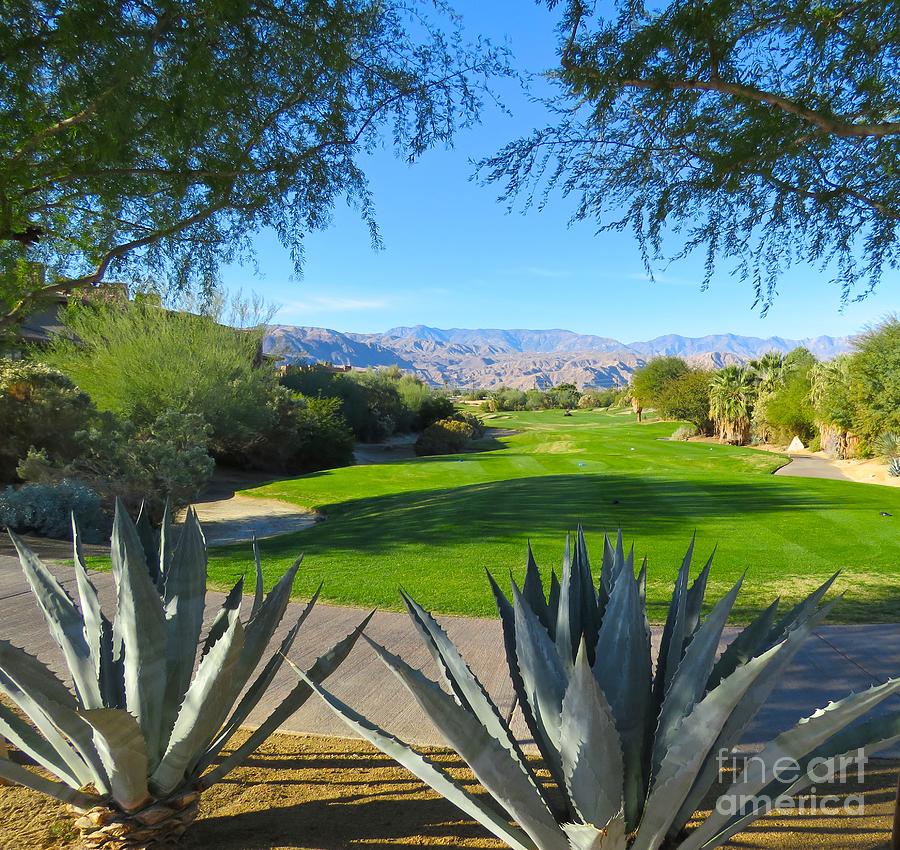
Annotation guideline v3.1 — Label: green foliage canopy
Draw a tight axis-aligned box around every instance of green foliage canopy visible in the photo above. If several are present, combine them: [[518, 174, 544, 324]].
[[281, 363, 454, 440], [809, 355, 855, 432], [481, 0, 900, 308], [849, 317, 900, 443], [630, 356, 689, 408], [759, 370, 817, 443], [656, 369, 713, 433], [43, 299, 273, 457], [1, 0, 508, 328], [0, 358, 96, 482], [544, 381, 581, 409]]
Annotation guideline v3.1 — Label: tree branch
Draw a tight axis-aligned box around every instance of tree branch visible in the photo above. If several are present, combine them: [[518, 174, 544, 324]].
[[616, 76, 900, 138], [12, 10, 175, 163], [558, 2, 900, 139]]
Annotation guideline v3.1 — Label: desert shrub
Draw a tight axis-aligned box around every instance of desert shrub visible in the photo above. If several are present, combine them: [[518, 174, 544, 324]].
[[279, 395, 356, 472], [447, 410, 486, 438], [348, 368, 410, 437], [326, 373, 388, 440], [656, 369, 713, 433], [43, 298, 275, 460], [414, 418, 474, 456], [279, 363, 340, 397], [20, 409, 214, 518], [486, 387, 528, 412], [283, 364, 451, 440], [461, 388, 489, 400], [399, 377, 455, 430], [609, 388, 631, 408], [218, 387, 354, 473], [545, 383, 581, 410], [671, 424, 698, 441], [118, 411, 216, 512], [524, 388, 546, 410], [808, 433, 822, 452], [630, 357, 689, 408], [578, 387, 621, 409], [0, 359, 97, 482], [281, 364, 382, 442], [0, 478, 110, 543]]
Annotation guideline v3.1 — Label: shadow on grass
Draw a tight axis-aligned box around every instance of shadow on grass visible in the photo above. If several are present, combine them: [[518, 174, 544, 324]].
[[238, 472, 836, 559]]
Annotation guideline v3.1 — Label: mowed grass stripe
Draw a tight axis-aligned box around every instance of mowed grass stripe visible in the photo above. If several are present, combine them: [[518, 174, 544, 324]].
[[204, 410, 900, 624]]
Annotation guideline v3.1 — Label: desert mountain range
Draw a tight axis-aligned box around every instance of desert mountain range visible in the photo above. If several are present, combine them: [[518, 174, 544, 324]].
[[263, 324, 854, 389]]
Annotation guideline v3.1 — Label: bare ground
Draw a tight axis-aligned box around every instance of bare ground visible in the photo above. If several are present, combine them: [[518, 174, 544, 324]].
[[2, 731, 896, 850]]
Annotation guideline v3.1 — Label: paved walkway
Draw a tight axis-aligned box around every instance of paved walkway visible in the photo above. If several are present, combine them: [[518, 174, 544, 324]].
[[774, 453, 850, 481], [1, 554, 898, 755]]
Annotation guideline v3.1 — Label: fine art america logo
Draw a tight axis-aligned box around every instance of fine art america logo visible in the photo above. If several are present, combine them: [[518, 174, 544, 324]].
[[715, 749, 869, 816]]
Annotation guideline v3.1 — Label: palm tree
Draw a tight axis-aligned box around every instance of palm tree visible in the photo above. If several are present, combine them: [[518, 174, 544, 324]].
[[709, 365, 756, 443], [753, 350, 785, 394]]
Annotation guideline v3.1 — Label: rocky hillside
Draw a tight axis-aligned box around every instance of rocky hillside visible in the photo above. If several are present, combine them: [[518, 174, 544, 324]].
[[263, 324, 853, 389]]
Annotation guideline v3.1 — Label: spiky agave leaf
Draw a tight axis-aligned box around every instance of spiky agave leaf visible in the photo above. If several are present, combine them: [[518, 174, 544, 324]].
[[1, 501, 363, 846], [296, 663, 540, 850], [306, 529, 896, 850], [364, 635, 569, 850], [198, 609, 374, 788], [680, 677, 900, 850], [670, 595, 840, 837], [560, 643, 623, 829]]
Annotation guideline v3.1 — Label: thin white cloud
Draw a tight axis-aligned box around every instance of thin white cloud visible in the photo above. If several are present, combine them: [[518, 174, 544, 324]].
[[278, 295, 390, 315]]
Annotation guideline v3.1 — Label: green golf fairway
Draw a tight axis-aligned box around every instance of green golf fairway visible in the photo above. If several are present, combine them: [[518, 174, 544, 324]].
[[208, 410, 900, 623]]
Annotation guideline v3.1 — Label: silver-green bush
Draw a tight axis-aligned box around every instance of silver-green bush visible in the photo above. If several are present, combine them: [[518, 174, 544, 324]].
[[0, 479, 110, 543]]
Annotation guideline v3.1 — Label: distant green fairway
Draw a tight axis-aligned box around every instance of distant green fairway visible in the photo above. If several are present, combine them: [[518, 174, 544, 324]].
[[209, 410, 900, 623]]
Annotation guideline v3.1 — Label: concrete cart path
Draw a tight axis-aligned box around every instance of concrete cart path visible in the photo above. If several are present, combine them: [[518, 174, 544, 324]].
[[1, 554, 898, 756], [775, 454, 851, 481]]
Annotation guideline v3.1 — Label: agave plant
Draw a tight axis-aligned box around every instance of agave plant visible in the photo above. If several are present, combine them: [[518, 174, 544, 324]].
[[301, 530, 900, 850], [0, 502, 370, 849], [875, 432, 900, 461], [889, 457, 900, 478]]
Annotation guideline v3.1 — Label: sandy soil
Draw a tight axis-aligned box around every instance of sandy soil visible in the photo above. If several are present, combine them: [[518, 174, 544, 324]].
[[830, 457, 900, 488], [1, 731, 896, 850], [182, 494, 319, 546], [752, 442, 900, 488]]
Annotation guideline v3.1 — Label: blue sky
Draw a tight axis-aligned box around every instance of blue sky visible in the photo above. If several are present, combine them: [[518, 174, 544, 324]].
[[221, 1, 898, 341]]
